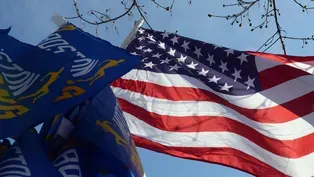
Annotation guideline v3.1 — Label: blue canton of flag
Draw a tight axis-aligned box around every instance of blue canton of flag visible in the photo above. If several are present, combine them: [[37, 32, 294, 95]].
[[0, 129, 63, 177], [76, 86, 144, 177], [126, 28, 262, 95]]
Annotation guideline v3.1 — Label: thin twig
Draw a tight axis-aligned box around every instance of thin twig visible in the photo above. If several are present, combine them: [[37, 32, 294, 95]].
[[272, 0, 286, 55], [71, 0, 135, 25]]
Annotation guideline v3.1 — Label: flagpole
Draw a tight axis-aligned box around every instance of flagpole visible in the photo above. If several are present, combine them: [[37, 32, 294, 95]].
[[120, 18, 144, 49]]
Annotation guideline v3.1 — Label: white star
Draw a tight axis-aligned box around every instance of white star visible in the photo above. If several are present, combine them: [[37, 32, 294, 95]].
[[232, 68, 242, 82], [138, 36, 145, 41], [237, 53, 249, 65], [138, 28, 145, 34], [224, 49, 234, 57], [160, 58, 171, 64], [168, 48, 176, 56], [170, 36, 180, 45], [161, 31, 170, 39], [130, 52, 139, 56], [194, 46, 203, 59], [136, 46, 145, 50], [198, 68, 209, 76], [213, 45, 221, 50], [244, 76, 256, 90], [152, 53, 163, 58], [187, 61, 198, 69], [158, 41, 166, 49], [206, 54, 215, 66], [148, 41, 155, 45], [147, 34, 156, 42], [144, 61, 155, 68], [181, 40, 190, 52], [208, 75, 221, 84], [176, 54, 187, 62], [169, 64, 181, 71], [219, 61, 229, 73], [220, 83, 233, 92], [143, 48, 153, 53], [142, 57, 149, 61]]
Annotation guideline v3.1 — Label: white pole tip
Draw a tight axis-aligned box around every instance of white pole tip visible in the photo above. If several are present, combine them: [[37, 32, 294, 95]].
[[51, 13, 67, 27]]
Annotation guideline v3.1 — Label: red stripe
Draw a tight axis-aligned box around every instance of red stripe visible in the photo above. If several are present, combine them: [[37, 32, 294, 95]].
[[133, 135, 289, 177], [112, 79, 314, 123], [120, 99, 314, 158], [249, 51, 314, 63], [258, 65, 309, 90]]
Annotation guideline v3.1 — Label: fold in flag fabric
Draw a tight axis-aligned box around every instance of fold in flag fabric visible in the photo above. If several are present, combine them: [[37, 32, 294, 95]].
[[77, 86, 144, 177], [40, 101, 138, 177], [0, 129, 63, 177], [0, 24, 140, 139], [111, 28, 314, 177], [41, 118, 129, 177]]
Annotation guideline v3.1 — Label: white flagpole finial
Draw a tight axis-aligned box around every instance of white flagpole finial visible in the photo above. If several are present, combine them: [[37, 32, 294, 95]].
[[51, 13, 67, 28], [121, 18, 144, 49]]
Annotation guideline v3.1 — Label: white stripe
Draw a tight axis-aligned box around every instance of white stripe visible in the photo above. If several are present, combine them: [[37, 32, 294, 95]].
[[120, 69, 314, 109], [255, 55, 314, 75], [255, 56, 280, 72], [287, 61, 314, 75], [125, 113, 314, 177], [113, 86, 314, 140]]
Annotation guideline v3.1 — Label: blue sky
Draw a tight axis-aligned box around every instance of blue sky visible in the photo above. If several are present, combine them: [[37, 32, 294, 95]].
[[0, 0, 313, 177]]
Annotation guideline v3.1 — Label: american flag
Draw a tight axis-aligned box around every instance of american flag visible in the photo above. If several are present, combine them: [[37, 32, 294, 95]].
[[111, 28, 314, 177]]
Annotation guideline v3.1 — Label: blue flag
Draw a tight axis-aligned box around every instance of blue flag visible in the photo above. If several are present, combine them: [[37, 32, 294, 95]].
[[0, 139, 10, 160], [0, 28, 73, 138], [41, 118, 123, 177], [76, 86, 145, 177], [52, 137, 99, 177], [38, 23, 140, 88], [0, 129, 63, 177], [0, 25, 140, 139]]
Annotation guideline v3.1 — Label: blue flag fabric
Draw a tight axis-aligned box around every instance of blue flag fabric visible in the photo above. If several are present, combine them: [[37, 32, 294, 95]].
[[38, 23, 140, 88], [0, 25, 140, 139], [52, 138, 99, 177], [0, 129, 63, 177], [40, 117, 125, 177], [0, 139, 10, 160], [0, 28, 74, 138], [77, 86, 144, 177]]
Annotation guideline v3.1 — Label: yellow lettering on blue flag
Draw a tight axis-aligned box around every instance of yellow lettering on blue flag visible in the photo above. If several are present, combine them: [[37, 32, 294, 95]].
[[96, 120, 128, 149], [96, 119, 144, 176], [0, 74, 29, 119], [54, 85, 85, 102], [18, 67, 64, 103]]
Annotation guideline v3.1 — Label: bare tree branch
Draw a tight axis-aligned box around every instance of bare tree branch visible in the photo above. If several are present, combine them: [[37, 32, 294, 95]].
[[68, 0, 136, 26], [67, 0, 191, 32], [272, 0, 286, 55], [208, 0, 314, 55], [293, 0, 314, 11]]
